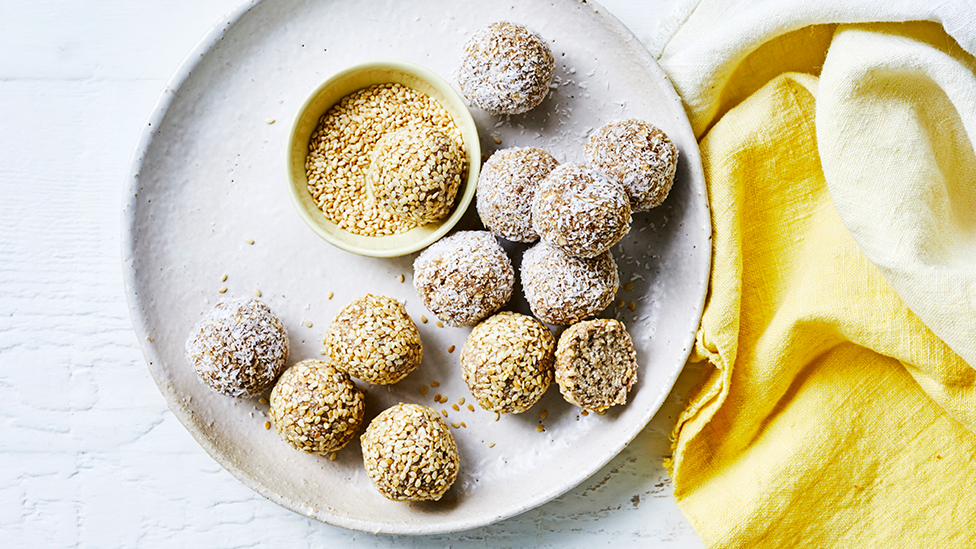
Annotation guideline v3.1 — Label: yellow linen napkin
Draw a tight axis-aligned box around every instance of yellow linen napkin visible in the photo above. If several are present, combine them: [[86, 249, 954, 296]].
[[649, 3, 976, 546]]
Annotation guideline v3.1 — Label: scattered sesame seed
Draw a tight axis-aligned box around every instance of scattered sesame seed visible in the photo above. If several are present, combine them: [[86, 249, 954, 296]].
[[303, 319, 313, 328], [420, 315, 428, 324], [259, 397, 269, 405], [451, 421, 460, 428], [436, 321, 444, 328], [467, 404, 475, 412], [581, 410, 589, 416], [245, 238, 255, 245], [460, 422, 467, 428], [319, 350, 328, 355], [629, 301, 636, 311], [264, 421, 271, 429], [488, 442, 496, 448], [434, 393, 442, 401], [458, 397, 465, 405], [328, 291, 334, 300], [624, 283, 634, 291], [597, 409, 607, 416], [617, 300, 625, 308], [441, 409, 448, 417], [420, 386, 429, 395], [329, 452, 337, 461], [494, 412, 500, 421], [218, 287, 228, 294], [536, 425, 545, 432], [266, 118, 275, 124], [452, 404, 460, 411], [430, 381, 440, 387], [221, 274, 228, 282], [398, 274, 405, 283], [439, 396, 448, 404], [254, 288, 262, 297], [491, 135, 501, 144], [448, 345, 456, 353], [540, 409, 548, 420]]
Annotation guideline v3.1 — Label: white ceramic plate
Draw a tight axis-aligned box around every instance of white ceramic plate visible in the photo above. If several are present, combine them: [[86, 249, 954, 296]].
[[122, 0, 710, 535]]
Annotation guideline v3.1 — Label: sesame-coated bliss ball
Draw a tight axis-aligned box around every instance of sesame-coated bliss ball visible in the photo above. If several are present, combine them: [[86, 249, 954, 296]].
[[324, 294, 422, 385], [531, 164, 632, 259], [413, 231, 514, 327], [585, 119, 678, 212], [521, 242, 619, 325], [476, 147, 559, 242], [458, 21, 555, 115], [184, 298, 289, 398], [361, 403, 460, 501], [269, 360, 365, 454], [461, 312, 556, 414], [555, 319, 638, 412], [367, 126, 465, 224]]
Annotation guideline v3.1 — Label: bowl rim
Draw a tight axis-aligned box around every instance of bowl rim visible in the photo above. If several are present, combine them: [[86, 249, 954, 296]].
[[284, 58, 481, 258]]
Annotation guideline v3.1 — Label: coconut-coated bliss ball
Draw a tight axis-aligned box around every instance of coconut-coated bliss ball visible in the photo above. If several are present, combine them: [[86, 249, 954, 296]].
[[367, 126, 465, 224], [531, 164, 632, 259], [584, 119, 678, 212], [458, 21, 555, 115], [413, 231, 514, 327], [184, 298, 289, 398], [324, 294, 422, 385], [555, 319, 638, 412], [476, 147, 559, 242], [520, 242, 619, 325], [269, 359, 365, 454], [361, 403, 460, 501], [461, 311, 556, 414]]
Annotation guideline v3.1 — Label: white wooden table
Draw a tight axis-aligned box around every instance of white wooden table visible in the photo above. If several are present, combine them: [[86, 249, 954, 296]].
[[0, 0, 704, 546]]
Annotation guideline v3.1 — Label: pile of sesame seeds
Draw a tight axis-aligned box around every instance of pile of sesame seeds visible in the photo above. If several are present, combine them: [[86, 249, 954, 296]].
[[324, 294, 422, 385], [269, 359, 365, 454], [305, 83, 464, 236], [460, 311, 555, 414], [360, 403, 459, 501]]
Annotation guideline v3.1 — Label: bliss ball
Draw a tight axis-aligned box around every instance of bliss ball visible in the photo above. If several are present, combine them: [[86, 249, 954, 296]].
[[367, 126, 465, 224], [324, 294, 422, 385], [531, 164, 632, 258], [521, 242, 618, 325], [413, 231, 514, 327], [461, 312, 556, 414], [476, 147, 559, 242], [584, 119, 678, 212], [555, 319, 638, 412], [184, 298, 289, 397], [458, 21, 555, 115], [269, 359, 365, 454], [361, 403, 460, 501]]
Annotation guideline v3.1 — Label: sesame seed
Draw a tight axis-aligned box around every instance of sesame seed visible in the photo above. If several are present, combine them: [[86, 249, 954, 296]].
[[420, 386, 429, 395], [254, 288, 262, 297], [467, 404, 475, 412], [320, 350, 328, 355], [303, 319, 313, 328], [420, 315, 428, 324], [266, 118, 275, 124], [597, 410, 606, 416], [491, 135, 501, 144], [629, 301, 636, 311], [398, 274, 405, 283], [433, 393, 441, 401], [450, 421, 460, 428], [430, 381, 440, 387], [259, 397, 269, 405], [540, 409, 548, 420], [245, 238, 254, 245], [624, 283, 634, 291], [329, 452, 337, 461], [494, 412, 500, 421], [218, 287, 228, 293], [436, 321, 444, 328], [458, 397, 465, 405], [264, 421, 271, 429], [220, 274, 227, 282], [441, 409, 448, 417], [488, 442, 495, 448], [448, 345, 455, 353], [452, 404, 459, 411], [536, 425, 545, 432], [460, 422, 466, 428], [328, 291, 334, 300], [617, 300, 625, 308], [581, 410, 589, 416], [439, 396, 448, 404]]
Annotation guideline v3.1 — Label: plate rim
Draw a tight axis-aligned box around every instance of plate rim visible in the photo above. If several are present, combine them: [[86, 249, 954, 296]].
[[120, 0, 712, 535]]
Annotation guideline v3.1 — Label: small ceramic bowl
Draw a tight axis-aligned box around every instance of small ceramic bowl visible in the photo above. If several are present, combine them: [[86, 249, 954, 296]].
[[285, 59, 481, 258]]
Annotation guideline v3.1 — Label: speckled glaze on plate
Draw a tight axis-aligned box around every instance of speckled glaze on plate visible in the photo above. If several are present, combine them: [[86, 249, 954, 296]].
[[121, 0, 710, 535]]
